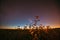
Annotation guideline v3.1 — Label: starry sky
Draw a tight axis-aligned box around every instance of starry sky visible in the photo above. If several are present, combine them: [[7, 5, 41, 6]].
[[0, 0, 60, 28]]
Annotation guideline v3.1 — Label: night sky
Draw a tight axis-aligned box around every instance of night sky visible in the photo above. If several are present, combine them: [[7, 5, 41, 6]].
[[0, 0, 60, 28]]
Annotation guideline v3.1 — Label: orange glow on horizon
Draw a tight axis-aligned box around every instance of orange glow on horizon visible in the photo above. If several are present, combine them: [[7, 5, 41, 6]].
[[0, 25, 60, 29]]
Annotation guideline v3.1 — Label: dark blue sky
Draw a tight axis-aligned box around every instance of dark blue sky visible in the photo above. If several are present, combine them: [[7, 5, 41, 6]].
[[0, 0, 60, 27]]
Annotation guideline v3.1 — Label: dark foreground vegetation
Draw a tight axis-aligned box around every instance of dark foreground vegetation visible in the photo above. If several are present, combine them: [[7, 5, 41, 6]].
[[0, 28, 60, 40]]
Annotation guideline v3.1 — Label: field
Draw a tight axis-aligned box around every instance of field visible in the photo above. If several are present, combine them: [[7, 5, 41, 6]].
[[0, 28, 60, 40]]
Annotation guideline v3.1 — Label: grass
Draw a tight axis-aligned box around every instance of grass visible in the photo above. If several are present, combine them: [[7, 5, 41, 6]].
[[0, 28, 60, 40]]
